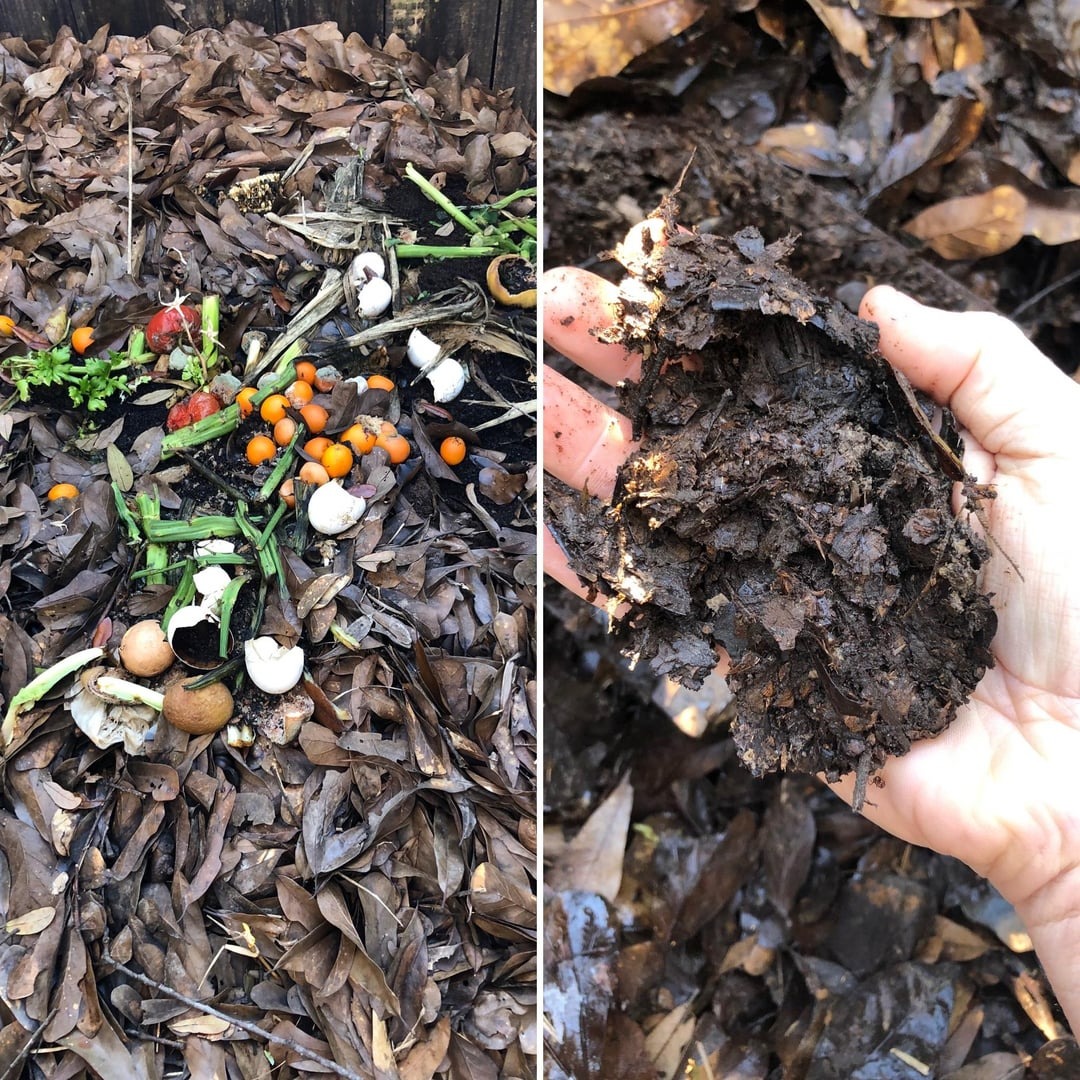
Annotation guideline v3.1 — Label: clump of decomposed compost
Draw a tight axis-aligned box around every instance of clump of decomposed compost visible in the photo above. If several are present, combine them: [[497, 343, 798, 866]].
[[547, 198, 997, 809]]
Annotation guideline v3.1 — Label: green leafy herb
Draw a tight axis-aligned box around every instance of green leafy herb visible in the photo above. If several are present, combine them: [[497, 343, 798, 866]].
[[2, 344, 145, 412]]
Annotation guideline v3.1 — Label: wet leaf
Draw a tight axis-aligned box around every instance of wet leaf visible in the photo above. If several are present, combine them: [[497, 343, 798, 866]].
[[903, 185, 1027, 258], [806, 0, 872, 67], [547, 774, 633, 902], [105, 444, 133, 491], [544, 0, 707, 95]]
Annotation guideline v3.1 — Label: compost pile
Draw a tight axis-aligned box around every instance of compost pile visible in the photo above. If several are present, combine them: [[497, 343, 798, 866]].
[[548, 198, 996, 800], [0, 20, 535, 1080], [544, 0, 1079, 1073]]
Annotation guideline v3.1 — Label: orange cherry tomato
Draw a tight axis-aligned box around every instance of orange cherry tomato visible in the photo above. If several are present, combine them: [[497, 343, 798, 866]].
[[303, 436, 332, 460], [286, 380, 314, 407], [379, 419, 397, 435], [273, 417, 298, 446], [299, 403, 328, 434], [278, 477, 296, 508], [366, 373, 395, 393], [295, 360, 317, 385], [299, 461, 330, 486], [70, 327, 95, 355], [0, 315, 15, 337], [260, 394, 290, 424], [236, 386, 258, 418], [440, 436, 467, 466], [341, 424, 377, 455], [320, 443, 353, 479], [376, 432, 410, 464], [47, 483, 79, 501], [246, 434, 276, 466]]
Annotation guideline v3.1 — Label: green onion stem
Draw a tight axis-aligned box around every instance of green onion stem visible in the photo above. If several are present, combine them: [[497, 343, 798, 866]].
[[256, 426, 304, 503], [111, 483, 142, 544], [216, 573, 248, 657], [143, 516, 241, 542], [183, 654, 243, 690], [161, 561, 196, 631], [235, 502, 277, 585], [392, 244, 501, 260], [489, 187, 536, 210], [201, 294, 220, 374], [135, 492, 168, 585], [405, 162, 481, 236]]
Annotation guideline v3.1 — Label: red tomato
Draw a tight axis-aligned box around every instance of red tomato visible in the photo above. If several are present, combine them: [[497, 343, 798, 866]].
[[146, 305, 200, 354], [187, 391, 221, 422], [166, 402, 192, 431]]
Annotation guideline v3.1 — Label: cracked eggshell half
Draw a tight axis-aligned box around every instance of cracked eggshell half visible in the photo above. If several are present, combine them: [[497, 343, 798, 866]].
[[245, 637, 305, 695], [193, 566, 231, 612], [307, 480, 367, 536], [407, 328, 443, 369], [427, 357, 467, 403], [356, 276, 393, 319], [348, 251, 386, 285]]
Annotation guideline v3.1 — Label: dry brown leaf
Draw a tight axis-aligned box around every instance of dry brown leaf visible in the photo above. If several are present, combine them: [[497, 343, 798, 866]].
[[546, 773, 633, 901], [903, 185, 1027, 258], [170, 1014, 234, 1037], [1022, 188, 1080, 245], [644, 1002, 696, 1080], [805, 0, 871, 67], [399, 1017, 453, 1080], [866, 0, 974, 15], [755, 123, 861, 177], [543, 0, 706, 96], [5, 906, 56, 936]]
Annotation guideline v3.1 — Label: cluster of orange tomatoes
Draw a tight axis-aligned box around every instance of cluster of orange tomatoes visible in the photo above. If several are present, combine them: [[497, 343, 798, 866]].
[[238, 363, 468, 492]]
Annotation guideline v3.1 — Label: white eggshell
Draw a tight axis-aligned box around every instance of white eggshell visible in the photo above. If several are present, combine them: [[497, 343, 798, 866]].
[[357, 277, 392, 319], [427, 357, 467, 403], [244, 637, 305, 695], [307, 481, 367, 536], [165, 605, 218, 648], [406, 328, 442, 369], [349, 251, 386, 284]]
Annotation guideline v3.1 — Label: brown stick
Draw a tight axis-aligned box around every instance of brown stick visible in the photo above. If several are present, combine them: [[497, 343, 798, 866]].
[[101, 954, 365, 1080]]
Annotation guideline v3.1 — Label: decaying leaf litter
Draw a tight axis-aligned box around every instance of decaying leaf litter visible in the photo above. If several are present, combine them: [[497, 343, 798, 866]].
[[0, 20, 536, 1079], [544, 0, 1079, 1075]]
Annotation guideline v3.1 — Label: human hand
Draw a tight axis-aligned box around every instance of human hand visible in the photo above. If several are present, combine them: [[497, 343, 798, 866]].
[[543, 226, 1080, 1030]]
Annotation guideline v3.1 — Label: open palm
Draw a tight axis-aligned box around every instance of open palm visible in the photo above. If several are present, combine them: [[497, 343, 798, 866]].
[[544, 239, 1080, 1028]]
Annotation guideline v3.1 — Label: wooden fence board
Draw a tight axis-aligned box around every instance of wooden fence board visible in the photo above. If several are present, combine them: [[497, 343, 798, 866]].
[[0, 0, 535, 117]]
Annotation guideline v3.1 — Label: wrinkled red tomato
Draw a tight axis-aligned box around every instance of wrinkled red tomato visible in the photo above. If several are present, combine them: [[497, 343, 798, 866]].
[[146, 304, 200, 354], [166, 402, 192, 431], [188, 391, 221, 422], [166, 390, 221, 432]]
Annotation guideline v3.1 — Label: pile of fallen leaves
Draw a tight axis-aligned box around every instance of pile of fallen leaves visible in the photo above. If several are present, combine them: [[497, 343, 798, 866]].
[[0, 20, 535, 1080], [544, 599, 1078, 1080]]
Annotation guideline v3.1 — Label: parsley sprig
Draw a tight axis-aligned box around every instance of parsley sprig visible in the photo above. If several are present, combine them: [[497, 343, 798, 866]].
[[2, 344, 144, 412]]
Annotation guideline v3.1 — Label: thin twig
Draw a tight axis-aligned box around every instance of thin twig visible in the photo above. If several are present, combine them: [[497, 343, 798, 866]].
[[0, 1009, 58, 1080], [1009, 265, 1080, 320], [101, 954, 364, 1080], [125, 86, 134, 278]]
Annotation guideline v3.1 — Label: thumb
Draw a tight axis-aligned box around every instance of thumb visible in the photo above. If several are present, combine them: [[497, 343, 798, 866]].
[[859, 286, 1080, 459]]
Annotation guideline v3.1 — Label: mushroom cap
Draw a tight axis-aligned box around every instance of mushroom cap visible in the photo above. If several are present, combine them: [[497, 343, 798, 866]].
[[119, 620, 175, 677], [162, 678, 234, 734]]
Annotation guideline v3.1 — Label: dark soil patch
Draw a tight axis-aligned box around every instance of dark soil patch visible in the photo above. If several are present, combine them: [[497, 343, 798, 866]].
[[548, 199, 996, 804]]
